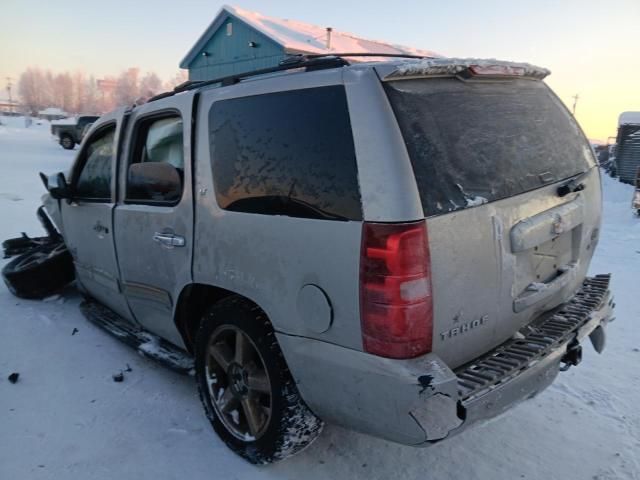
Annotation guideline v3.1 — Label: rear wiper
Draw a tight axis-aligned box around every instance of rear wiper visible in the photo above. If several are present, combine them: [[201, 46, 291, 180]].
[[557, 170, 590, 197]]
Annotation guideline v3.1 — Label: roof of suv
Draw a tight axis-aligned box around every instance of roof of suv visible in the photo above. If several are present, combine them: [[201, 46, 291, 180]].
[[147, 55, 551, 105]]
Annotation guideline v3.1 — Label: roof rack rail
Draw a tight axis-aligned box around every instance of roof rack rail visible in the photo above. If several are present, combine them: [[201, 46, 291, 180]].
[[147, 54, 351, 103], [147, 53, 433, 103]]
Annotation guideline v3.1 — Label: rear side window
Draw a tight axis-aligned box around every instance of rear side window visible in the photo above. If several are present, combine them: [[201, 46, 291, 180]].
[[75, 125, 115, 201], [384, 78, 595, 216], [209, 86, 361, 221]]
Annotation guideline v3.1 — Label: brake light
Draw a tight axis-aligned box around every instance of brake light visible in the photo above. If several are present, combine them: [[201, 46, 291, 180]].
[[360, 221, 433, 359], [468, 64, 525, 77]]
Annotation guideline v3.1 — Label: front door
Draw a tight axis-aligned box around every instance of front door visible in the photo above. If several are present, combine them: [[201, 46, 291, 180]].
[[114, 95, 194, 347], [60, 115, 133, 320]]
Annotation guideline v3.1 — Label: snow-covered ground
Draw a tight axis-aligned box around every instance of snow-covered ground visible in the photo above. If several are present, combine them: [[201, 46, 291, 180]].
[[0, 116, 639, 480]]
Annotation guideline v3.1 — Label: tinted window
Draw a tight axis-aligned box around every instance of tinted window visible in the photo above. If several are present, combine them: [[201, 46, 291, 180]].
[[75, 125, 115, 200], [384, 78, 595, 216], [127, 115, 184, 203], [209, 86, 361, 221]]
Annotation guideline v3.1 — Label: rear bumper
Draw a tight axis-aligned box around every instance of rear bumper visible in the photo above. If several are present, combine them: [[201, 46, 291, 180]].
[[278, 275, 613, 445], [453, 275, 613, 434]]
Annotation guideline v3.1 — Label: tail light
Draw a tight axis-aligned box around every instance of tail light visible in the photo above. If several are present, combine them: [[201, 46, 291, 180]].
[[360, 221, 433, 359], [468, 64, 525, 77]]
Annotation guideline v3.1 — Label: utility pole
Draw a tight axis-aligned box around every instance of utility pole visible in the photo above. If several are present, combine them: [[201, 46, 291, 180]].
[[6, 77, 13, 114], [571, 93, 579, 116]]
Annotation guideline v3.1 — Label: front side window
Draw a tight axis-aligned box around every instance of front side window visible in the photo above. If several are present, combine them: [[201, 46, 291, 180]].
[[127, 115, 184, 204], [75, 125, 115, 201], [209, 86, 362, 221]]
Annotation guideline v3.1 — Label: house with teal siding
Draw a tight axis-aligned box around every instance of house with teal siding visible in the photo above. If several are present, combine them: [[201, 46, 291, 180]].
[[180, 5, 436, 81]]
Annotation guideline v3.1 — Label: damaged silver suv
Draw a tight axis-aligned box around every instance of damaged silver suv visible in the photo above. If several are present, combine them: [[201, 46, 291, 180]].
[[3, 55, 614, 464]]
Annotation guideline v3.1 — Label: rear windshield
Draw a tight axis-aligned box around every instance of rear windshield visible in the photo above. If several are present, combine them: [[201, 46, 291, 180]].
[[384, 78, 595, 216]]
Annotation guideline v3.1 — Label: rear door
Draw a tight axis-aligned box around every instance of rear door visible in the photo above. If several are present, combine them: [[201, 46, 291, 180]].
[[383, 75, 600, 367], [60, 112, 133, 320], [113, 95, 194, 347]]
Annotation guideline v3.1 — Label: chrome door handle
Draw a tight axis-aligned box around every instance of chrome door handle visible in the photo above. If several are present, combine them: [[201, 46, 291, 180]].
[[153, 232, 185, 248]]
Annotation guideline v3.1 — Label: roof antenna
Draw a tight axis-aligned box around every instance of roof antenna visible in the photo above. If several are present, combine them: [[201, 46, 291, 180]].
[[325, 27, 332, 49]]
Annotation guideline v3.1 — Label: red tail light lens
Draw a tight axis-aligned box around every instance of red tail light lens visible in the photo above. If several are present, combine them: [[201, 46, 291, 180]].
[[360, 221, 433, 358]]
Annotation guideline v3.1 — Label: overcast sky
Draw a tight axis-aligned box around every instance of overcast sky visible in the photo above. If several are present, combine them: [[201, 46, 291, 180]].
[[1, 0, 639, 140]]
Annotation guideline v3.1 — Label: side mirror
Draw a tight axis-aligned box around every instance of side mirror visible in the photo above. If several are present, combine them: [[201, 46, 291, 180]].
[[127, 162, 182, 203], [40, 171, 71, 199]]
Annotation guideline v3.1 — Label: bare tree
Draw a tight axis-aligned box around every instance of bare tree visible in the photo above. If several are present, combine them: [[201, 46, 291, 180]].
[[84, 75, 100, 114], [164, 70, 188, 90], [18, 68, 47, 113], [18, 66, 176, 115], [52, 73, 73, 112], [96, 76, 117, 113], [139, 72, 162, 99], [115, 67, 140, 107]]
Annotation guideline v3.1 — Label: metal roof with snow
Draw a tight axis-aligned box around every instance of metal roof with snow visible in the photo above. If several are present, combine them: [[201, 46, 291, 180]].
[[180, 5, 437, 81], [615, 112, 640, 184], [619, 111, 640, 126]]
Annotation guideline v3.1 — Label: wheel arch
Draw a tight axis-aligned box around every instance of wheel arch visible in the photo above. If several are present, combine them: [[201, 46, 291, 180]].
[[174, 283, 272, 354]]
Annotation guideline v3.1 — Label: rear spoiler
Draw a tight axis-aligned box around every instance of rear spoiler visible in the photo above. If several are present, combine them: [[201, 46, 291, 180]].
[[379, 58, 550, 81]]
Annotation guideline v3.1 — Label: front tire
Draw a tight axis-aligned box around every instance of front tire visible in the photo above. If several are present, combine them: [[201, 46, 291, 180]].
[[60, 135, 75, 150], [2, 242, 75, 298], [195, 296, 323, 464]]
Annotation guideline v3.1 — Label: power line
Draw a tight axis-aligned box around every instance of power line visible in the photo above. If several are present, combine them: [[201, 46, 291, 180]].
[[5, 77, 14, 114]]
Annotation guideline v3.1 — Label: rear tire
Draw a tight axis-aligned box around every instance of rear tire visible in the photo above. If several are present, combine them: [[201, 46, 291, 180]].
[[60, 135, 75, 150], [195, 296, 323, 464], [2, 242, 75, 299]]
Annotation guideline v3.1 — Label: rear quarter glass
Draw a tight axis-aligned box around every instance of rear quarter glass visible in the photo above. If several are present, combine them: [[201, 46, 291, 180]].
[[208, 85, 362, 221], [384, 78, 595, 216]]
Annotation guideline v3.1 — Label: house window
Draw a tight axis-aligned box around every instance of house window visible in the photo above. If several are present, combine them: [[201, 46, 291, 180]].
[[226, 22, 233, 36]]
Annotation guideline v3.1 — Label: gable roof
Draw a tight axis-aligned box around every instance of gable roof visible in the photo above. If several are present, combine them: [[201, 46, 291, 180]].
[[180, 5, 438, 68]]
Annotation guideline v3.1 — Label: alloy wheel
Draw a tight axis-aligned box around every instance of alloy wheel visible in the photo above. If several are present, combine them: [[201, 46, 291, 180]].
[[205, 325, 272, 441]]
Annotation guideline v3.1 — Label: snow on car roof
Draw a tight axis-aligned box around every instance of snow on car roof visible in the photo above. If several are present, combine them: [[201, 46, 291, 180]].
[[38, 107, 68, 116], [382, 57, 550, 80]]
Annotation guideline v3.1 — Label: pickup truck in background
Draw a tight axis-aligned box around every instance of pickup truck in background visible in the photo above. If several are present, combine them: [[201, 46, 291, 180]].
[[51, 115, 100, 150]]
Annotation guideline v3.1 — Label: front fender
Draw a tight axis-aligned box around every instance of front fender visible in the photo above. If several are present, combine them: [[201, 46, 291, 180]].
[[41, 193, 64, 237]]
